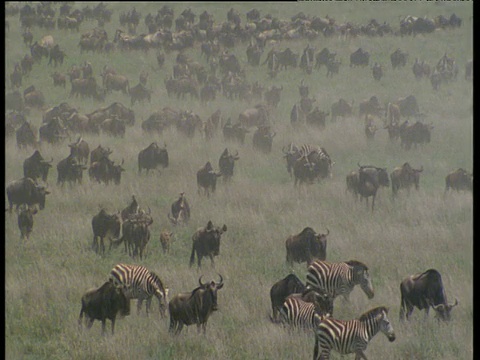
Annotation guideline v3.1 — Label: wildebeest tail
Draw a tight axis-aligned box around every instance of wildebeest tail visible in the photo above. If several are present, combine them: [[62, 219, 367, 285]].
[[111, 235, 124, 248]]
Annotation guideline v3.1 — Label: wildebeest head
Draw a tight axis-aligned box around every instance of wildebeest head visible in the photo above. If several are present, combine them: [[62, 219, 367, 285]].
[[198, 274, 224, 311], [432, 299, 459, 321], [218, 148, 239, 179]]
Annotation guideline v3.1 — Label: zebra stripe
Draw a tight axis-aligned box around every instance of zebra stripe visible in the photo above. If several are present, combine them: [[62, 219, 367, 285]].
[[297, 145, 333, 169], [280, 296, 330, 330], [109, 263, 168, 317], [313, 306, 395, 360], [306, 260, 374, 301]]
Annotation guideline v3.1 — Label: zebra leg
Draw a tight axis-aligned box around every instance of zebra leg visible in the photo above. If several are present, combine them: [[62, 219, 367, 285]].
[[137, 299, 144, 315], [355, 350, 368, 360], [145, 297, 152, 316]]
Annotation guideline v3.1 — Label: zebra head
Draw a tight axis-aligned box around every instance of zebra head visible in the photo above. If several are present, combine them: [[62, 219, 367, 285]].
[[377, 307, 396, 342], [347, 260, 374, 299]]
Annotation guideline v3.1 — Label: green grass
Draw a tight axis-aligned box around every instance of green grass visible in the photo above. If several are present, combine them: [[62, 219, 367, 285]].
[[5, 2, 472, 359]]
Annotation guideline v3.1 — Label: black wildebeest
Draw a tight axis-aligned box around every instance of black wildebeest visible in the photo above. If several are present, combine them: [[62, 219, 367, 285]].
[[168, 192, 191, 225], [89, 157, 125, 185], [168, 275, 224, 335], [285, 227, 329, 266], [330, 98, 354, 122], [90, 144, 112, 164], [138, 142, 169, 174], [68, 137, 90, 165], [269, 273, 306, 322], [350, 47, 369, 67], [129, 83, 152, 106], [445, 168, 473, 192], [390, 48, 408, 69], [121, 195, 139, 221], [196, 161, 222, 197], [354, 163, 390, 211], [6, 177, 50, 212], [399, 121, 433, 150], [222, 120, 249, 144], [190, 221, 227, 267], [91, 208, 122, 255], [130, 211, 154, 260], [17, 204, 38, 239], [400, 269, 458, 321], [57, 154, 88, 185], [78, 281, 130, 335], [390, 162, 423, 196], [23, 150, 53, 182], [218, 148, 239, 183]]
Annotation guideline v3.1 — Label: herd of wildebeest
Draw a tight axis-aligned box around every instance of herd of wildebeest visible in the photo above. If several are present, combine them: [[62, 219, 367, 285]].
[[5, 2, 472, 359]]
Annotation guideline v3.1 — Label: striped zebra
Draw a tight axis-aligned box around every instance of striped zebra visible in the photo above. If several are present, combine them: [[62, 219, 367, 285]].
[[306, 260, 374, 302], [313, 306, 396, 360], [283, 143, 334, 177], [109, 263, 169, 317], [279, 289, 333, 330]]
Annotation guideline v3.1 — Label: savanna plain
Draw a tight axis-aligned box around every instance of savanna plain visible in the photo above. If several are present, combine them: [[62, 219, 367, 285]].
[[5, 2, 473, 359]]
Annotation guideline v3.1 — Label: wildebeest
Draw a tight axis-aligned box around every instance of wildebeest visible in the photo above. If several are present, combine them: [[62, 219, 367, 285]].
[[253, 125, 276, 154], [17, 204, 38, 239], [100, 116, 126, 138], [269, 274, 307, 322], [264, 85, 283, 108], [6, 177, 50, 212], [121, 195, 139, 222], [129, 211, 154, 260], [399, 121, 433, 150], [390, 48, 408, 69], [285, 227, 329, 265], [68, 137, 90, 164], [168, 192, 191, 225], [129, 83, 152, 106], [16, 121, 37, 149], [39, 117, 69, 144], [70, 77, 98, 99], [445, 168, 473, 192], [168, 275, 224, 335], [91, 208, 122, 255], [160, 230, 174, 254], [350, 48, 369, 67], [390, 162, 423, 196], [190, 220, 227, 267], [89, 157, 125, 185], [218, 148, 239, 183], [103, 73, 129, 94], [51, 72, 67, 88], [24, 87, 45, 109], [222, 120, 249, 144], [315, 48, 336, 70], [57, 153, 87, 185], [293, 147, 333, 186], [196, 161, 222, 197], [330, 98, 354, 122], [400, 269, 458, 321], [353, 163, 390, 211], [238, 104, 269, 128], [138, 142, 169, 174], [78, 281, 130, 335], [359, 96, 383, 118], [395, 95, 420, 118], [23, 150, 53, 182], [90, 145, 112, 165]]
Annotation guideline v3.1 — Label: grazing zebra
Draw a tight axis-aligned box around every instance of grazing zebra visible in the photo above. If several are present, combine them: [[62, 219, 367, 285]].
[[313, 306, 396, 360], [306, 260, 374, 302], [279, 289, 333, 330], [283, 143, 334, 178], [109, 263, 169, 317]]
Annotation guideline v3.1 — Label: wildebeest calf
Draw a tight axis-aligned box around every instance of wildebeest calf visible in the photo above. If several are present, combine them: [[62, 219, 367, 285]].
[[17, 204, 38, 239]]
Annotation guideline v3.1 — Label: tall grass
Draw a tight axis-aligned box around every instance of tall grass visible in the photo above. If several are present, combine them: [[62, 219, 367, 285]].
[[6, 2, 472, 359]]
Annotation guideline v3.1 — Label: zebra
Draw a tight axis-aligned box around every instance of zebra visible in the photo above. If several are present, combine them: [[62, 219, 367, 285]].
[[279, 289, 333, 330], [313, 306, 395, 360], [306, 260, 374, 303], [283, 144, 334, 177], [109, 263, 169, 317]]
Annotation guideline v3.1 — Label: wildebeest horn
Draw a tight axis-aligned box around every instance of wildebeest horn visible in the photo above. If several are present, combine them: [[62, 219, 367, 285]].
[[450, 298, 458, 308], [217, 274, 224, 287], [121, 158, 124, 165], [199, 275, 207, 287], [325, 228, 330, 236]]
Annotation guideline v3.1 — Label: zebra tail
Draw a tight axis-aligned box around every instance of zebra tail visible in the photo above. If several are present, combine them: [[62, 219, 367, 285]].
[[110, 236, 124, 248]]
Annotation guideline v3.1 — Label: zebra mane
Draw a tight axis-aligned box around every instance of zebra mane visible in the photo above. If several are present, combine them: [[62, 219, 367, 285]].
[[358, 306, 388, 321], [345, 260, 368, 270]]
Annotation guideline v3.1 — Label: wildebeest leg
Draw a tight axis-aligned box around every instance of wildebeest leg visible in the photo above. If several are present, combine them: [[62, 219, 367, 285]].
[[110, 317, 116, 335], [371, 194, 376, 212], [197, 254, 203, 268], [85, 317, 94, 329], [209, 254, 215, 268], [92, 236, 98, 252], [100, 237, 105, 255]]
